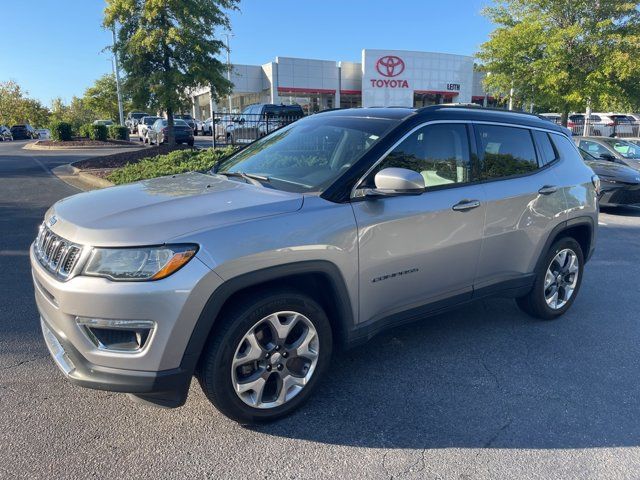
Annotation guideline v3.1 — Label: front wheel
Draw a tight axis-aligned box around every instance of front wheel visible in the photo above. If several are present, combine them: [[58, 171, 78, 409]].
[[197, 290, 332, 424], [517, 237, 584, 320]]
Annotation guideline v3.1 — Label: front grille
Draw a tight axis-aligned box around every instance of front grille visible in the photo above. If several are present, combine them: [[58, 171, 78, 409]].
[[35, 223, 83, 279]]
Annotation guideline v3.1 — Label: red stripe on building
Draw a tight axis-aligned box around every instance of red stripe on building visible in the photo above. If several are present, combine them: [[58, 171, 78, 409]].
[[278, 87, 336, 94], [340, 90, 362, 95]]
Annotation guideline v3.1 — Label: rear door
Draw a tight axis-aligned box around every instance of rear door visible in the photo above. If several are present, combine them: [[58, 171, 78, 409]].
[[352, 122, 486, 324], [474, 124, 567, 292]]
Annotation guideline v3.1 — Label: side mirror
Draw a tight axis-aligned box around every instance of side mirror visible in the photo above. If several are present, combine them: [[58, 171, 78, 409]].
[[364, 168, 425, 198], [599, 153, 616, 162]]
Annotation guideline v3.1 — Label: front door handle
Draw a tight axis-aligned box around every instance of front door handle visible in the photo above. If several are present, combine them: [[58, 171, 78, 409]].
[[452, 199, 481, 212], [538, 185, 558, 195]]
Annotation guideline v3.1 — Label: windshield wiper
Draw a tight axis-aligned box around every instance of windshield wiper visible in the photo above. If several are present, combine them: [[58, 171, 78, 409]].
[[220, 171, 270, 186]]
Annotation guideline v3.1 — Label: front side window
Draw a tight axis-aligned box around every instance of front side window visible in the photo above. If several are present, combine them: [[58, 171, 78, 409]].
[[477, 125, 538, 180], [215, 115, 397, 193], [366, 123, 472, 189], [602, 139, 640, 159]]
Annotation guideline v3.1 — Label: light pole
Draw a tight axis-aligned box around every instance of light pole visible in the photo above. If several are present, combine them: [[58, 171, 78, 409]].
[[112, 26, 125, 126], [222, 32, 234, 114], [483, 71, 491, 107]]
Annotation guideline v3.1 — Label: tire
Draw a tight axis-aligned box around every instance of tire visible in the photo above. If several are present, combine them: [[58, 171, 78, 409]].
[[516, 237, 584, 320], [196, 290, 332, 424]]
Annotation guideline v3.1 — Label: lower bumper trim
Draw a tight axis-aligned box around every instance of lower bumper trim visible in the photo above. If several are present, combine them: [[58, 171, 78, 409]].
[[40, 317, 191, 407]]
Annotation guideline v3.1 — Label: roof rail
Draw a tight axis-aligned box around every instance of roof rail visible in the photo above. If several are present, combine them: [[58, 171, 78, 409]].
[[417, 104, 544, 120]]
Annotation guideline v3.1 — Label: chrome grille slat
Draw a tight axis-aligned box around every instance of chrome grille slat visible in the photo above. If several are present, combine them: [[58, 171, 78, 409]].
[[34, 223, 83, 280]]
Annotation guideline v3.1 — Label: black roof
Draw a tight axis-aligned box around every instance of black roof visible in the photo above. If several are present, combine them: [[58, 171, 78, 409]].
[[316, 105, 565, 132]]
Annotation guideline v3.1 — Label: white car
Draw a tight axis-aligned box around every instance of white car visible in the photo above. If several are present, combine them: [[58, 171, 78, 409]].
[[137, 116, 162, 143], [35, 128, 51, 140], [569, 113, 635, 138]]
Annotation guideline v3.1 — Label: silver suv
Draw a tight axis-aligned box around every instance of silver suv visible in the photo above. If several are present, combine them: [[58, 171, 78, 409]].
[[31, 106, 598, 424]]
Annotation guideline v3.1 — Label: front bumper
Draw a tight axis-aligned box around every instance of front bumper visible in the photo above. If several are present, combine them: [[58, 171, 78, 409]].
[[31, 243, 222, 406], [599, 182, 640, 206]]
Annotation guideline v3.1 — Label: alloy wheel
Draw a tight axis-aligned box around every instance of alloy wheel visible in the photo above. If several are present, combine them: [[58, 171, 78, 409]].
[[544, 248, 579, 309], [231, 311, 319, 409]]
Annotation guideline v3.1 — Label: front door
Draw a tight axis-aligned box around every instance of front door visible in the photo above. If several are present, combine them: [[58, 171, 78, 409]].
[[352, 122, 486, 325]]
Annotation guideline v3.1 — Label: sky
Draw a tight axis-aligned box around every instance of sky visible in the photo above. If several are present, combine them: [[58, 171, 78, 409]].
[[0, 0, 495, 106]]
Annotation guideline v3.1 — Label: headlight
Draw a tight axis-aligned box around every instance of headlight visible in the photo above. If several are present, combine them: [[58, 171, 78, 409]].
[[83, 244, 198, 281]]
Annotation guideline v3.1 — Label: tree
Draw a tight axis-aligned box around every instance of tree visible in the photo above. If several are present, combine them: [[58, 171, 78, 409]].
[[477, 0, 640, 123], [104, 0, 238, 144], [49, 96, 95, 130], [0, 81, 50, 127], [84, 73, 126, 122]]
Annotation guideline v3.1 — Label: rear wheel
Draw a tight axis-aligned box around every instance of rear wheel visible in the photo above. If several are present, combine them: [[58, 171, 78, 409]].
[[197, 290, 332, 424], [517, 237, 584, 320]]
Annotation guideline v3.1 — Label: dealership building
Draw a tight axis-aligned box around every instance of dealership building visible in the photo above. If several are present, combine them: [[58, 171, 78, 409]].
[[190, 49, 493, 118]]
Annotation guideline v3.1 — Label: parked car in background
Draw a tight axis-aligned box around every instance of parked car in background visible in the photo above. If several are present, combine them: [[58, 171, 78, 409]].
[[214, 114, 234, 140], [574, 136, 640, 171], [579, 147, 640, 207], [0, 125, 13, 141], [229, 103, 305, 144], [174, 114, 197, 135], [32, 106, 597, 424], [10, 124, 37, 140], [35, 128, 51, 140], [148, 118, 194, 146], [125, 112, 149, 133], [202, 117, 213, 135], [568, 113, 634, 138], [539, 113, 561, 123], [194, 118, 204, 135], [137, 116, 162, 143], [93, 120, 114, 127]]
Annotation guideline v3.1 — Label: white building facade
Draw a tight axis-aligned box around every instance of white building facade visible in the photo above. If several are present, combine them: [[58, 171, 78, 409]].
[[191, 48, 492, 119]]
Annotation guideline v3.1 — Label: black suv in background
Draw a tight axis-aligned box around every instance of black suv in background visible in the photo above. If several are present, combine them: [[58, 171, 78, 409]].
[[229, 103, 304, 144], [174, 114, 197, 135], [10, 124, 37, 140]]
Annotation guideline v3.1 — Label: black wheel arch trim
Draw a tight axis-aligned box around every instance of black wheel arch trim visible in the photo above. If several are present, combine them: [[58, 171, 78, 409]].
[[178, 260, 355, 378], [537, 216, 596, 273]]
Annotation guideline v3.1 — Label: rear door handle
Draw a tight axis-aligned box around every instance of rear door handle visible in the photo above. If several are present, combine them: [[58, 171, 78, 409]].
[[452, 199, 481, 212], [538, 185, 558, 195]]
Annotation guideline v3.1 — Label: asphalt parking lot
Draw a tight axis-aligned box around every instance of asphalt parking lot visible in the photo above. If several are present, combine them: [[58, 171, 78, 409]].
[[1, 139, 640, 479]]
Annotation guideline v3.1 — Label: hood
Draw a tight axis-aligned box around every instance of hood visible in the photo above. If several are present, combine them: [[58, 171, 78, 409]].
[[46, 172, 303, 246], [586, 160, 640, 184]]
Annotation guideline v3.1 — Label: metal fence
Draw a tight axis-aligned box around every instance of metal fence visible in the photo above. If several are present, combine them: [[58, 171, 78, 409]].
[[204, 112, 304, 147], [549, 117, 640, 138]]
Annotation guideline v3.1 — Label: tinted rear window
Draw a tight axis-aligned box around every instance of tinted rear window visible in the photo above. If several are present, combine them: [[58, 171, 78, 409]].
[[477, 125, 539, 179], [533, 130, 557, 165]]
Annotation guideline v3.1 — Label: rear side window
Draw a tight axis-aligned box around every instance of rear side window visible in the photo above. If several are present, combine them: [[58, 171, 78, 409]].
[[476, 125, 538, 180], [533, 130, 557, 165]]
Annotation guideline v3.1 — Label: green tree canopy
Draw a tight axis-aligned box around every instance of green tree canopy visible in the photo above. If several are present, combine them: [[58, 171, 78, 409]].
[[103, 0, 239, 144], [0, 81, 50, 127], [84, 73, 126, 121], [477, 0, 640, 122]]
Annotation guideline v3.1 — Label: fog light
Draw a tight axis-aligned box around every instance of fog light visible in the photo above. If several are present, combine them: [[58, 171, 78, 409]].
[[76, 318, 155, 352]]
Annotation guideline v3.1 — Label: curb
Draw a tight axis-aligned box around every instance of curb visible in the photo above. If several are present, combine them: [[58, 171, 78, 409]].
[[52, 164, 115, 191], [24, 141, 143, 151]]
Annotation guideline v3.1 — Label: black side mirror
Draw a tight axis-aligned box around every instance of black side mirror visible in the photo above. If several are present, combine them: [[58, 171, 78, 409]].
[[599, 153, 616, 162]]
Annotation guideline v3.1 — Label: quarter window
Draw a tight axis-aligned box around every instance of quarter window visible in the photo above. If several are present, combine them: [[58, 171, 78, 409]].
[[367, 123, 472, 189], [476, 125, 538, 180], [533, 130, 557, 165], [578, 140, 610, 158]]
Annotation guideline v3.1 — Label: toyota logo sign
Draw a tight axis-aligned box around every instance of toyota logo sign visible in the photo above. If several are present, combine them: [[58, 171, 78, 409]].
[[376, 56, 405, 77]]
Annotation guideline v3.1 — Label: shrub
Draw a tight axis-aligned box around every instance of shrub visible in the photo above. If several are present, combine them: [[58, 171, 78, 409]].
[[88, 124, 108, 141], [78, 124, 92, 139], [50, 122, 73, 141], [108, 125, 129, 141], [108, 147, 235, 185]]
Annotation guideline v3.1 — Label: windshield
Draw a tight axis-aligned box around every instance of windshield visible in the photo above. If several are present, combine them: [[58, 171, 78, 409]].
[[176, 115, 192, 120], [215, 115, 398, 193], [143, 117, 159, 125], [603, 138, 640, 159], [132, 113, 148, 119], [174, 119, 189, 127]]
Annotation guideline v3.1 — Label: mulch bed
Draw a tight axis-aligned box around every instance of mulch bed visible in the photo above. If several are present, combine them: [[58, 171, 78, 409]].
[[73, 144, 192, 170], [39, 138, 139, 147]]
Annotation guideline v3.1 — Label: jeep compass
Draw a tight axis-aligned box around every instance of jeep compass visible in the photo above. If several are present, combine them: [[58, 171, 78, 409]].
[[31, 106, 598, 424]]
